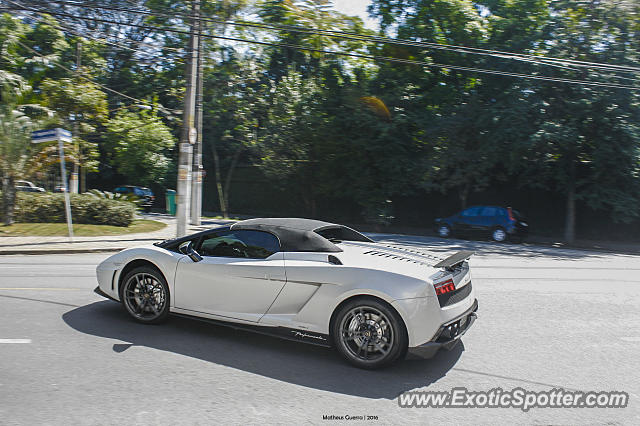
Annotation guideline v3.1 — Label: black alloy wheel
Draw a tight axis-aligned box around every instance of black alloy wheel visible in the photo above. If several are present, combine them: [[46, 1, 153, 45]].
[[332, 298, 408, 369], [121, 266, 170, 324]]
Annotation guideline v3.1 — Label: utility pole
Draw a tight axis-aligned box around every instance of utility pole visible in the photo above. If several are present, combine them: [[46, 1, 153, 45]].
[[176, 0, 200, 237], [190, 9, 204, 226], [70, 40, 81, 194]]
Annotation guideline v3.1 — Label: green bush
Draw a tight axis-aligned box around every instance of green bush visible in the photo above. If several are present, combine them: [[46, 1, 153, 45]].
[[3, 192, 137, 227]]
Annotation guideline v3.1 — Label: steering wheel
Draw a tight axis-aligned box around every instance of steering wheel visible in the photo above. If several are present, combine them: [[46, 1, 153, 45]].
[[230, 242, 249, 258]]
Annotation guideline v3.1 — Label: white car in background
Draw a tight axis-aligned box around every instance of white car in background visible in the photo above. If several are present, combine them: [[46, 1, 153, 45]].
[[95, 218, 477, 369], [15, 180, 45, 193]]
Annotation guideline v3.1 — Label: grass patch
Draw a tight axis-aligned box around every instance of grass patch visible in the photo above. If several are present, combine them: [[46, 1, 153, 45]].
[[0, 220, 166, 237]]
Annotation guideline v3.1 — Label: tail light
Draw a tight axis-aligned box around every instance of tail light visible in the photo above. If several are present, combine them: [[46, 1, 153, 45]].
[[507, 207, 516, 221], [434, 278, 455, 295]]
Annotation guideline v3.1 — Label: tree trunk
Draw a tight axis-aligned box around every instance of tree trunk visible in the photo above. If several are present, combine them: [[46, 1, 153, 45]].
[[460, 182, 470, 210], [80, 166, 87, 193], [209, 140, 227, 218], [222, 146, 243, 216], [564, 182, 576, 244], [310, 198, 317, 217], [2, 175, 16, 226], [301, 187, 317, 217]]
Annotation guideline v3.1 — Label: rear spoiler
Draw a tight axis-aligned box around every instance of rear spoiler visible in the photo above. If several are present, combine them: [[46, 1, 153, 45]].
[[434, 250, 474, 270]]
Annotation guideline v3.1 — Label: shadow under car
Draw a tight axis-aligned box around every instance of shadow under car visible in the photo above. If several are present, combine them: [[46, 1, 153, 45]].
[[62, 300, 464, 400]]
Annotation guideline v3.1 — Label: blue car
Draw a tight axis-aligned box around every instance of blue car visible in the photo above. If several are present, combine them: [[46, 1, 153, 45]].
[[435, 206, 528, 242], [114, 185, 155, 212]]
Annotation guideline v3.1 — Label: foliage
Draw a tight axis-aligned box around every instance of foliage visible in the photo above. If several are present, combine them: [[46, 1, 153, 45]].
[[3, 192, 137, 226], [40, 76, 108, 173], [0, 71, 51, 225], [86, 188, 142, 206], [104, 109, 175, 187], [2, 2, 640, 241]]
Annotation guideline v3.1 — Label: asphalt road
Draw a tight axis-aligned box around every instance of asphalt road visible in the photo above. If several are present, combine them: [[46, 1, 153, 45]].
[[1, 236, 639, 425]]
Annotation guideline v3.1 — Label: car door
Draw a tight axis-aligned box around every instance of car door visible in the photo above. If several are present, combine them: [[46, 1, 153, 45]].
[[477, 206, 499, 232], [174, 229, 286, 322], [455, 207, 482, 234]]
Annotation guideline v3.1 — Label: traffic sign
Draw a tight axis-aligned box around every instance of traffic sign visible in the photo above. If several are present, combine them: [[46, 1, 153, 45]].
[[31, 128, 74, 241], [31, 128, 72, 143]]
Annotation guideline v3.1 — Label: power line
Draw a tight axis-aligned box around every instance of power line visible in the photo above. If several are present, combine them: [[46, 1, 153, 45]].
[[8, 5, 636, 88], [6, 2, 640, 90], [9, 1, 632, 78], [12, 38, 148, 102], [11, 2, 638, 90], [23, 10, 183, 55], [37, 0, 640, 76]]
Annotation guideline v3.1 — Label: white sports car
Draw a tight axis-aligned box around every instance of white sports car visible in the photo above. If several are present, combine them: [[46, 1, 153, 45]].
[[95, 218, 477, 369]]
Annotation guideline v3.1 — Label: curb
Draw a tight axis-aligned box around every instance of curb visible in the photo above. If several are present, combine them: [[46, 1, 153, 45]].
[[0, 247, 126, 255]]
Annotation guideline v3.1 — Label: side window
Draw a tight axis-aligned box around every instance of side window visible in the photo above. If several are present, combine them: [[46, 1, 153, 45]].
[[481, 207, 498, 216], [199, 230, 279, 259], [460, 207, 481, 217]]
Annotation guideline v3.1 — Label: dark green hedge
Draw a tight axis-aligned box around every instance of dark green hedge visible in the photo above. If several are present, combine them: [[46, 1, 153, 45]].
[[3, 193, 136, 227]]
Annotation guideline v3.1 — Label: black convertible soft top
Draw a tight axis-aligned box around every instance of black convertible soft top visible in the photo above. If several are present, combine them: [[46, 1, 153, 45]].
[[156, 218, 372, 253], [231, 218, 372, 252]]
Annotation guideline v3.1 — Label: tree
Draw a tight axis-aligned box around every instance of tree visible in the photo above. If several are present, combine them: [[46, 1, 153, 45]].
[[514, 0, 640, 243], [0, 72, 50, 225], [258, 0, 372, 81], [104, 109, 175, 187], [257, 70, 325, 215], [41, 73, 108, 192], [0, 13, 71, 89], [202, 55, 268, 217]]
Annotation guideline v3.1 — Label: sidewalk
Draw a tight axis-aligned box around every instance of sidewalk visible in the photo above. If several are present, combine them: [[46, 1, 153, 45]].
[[0, 214, 234, 255], [0, 214, 638, 255]]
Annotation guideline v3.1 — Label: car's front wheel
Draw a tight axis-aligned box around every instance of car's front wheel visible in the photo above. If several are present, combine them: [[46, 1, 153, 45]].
[[121, 266, 169, 324], [332, 298, 408, 369], [437, 224, 451, 238]]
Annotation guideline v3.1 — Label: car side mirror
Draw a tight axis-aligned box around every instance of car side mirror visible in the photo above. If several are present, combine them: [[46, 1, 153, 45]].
[[178, 241, 202, 263]]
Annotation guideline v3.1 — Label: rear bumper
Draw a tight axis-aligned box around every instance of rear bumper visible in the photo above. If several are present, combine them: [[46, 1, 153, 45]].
[[409, 298, 478, 358], [507, 223, 529, 237]]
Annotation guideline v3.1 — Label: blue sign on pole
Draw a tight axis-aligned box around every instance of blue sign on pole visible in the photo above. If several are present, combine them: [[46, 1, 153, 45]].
[[31, 128, 74, 241], [31, 128, 72, 143]]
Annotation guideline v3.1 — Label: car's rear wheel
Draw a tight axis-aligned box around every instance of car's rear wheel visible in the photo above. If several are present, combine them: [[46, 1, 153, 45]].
[[437, 224, 451, 238], [121, 266, 169, 324], [332, 298, 408, 369], [491, 227, 507, 242]]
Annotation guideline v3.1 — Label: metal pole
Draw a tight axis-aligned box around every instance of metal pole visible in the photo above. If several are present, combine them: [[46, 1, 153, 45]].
[[176, 0, 200, 237], [70, 40, 81, 194], [58, 139, 74, 241], [190, 10, 203, 226]]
